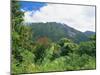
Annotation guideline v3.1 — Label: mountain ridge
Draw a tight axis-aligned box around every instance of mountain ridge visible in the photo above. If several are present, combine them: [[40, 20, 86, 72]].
[[84, 31, 95, 37], [28, 22, 93, 43]]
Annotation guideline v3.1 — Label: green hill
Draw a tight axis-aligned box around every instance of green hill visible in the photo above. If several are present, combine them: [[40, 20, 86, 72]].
[[29, 22, 89, 43]]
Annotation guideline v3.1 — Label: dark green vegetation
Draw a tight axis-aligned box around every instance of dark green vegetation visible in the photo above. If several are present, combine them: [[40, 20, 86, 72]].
[[11, 1, 96, 74], [84, 31, 95, 37], [29, 22, 89, 43]]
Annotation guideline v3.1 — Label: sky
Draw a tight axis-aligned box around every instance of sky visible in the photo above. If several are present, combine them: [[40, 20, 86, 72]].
[[19, 1, 95, 32]]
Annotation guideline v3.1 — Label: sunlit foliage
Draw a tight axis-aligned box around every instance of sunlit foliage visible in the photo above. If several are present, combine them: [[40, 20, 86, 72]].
[[11, 1, 96, 74]]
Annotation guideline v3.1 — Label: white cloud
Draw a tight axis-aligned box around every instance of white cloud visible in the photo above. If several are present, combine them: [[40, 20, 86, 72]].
[[23, 3, 95, 32]]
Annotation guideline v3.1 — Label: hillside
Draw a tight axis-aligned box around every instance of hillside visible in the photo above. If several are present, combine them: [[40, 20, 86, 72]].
[[29, 22, 89, 43], [84, 31, 95, 37]]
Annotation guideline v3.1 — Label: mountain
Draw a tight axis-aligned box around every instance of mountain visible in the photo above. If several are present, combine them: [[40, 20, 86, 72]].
[[29, 22, 89, 43], [84, 31, 95, 37]]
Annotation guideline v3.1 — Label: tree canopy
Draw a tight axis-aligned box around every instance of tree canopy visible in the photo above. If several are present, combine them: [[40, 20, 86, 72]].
[[11, 1, 96, 74]]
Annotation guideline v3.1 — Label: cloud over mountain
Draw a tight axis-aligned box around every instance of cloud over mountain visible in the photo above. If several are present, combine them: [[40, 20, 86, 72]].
[[22, 2, 95, 32]]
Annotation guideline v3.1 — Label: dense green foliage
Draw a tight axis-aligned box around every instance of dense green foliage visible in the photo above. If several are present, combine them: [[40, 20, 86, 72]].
[[11, 1, 96, 74]]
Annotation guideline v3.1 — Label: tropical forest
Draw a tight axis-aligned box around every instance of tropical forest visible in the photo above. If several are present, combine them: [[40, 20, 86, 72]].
[[11, 1, 96, 74]]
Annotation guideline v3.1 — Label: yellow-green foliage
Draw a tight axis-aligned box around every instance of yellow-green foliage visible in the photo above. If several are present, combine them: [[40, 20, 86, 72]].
[[11, 1, 96, 74]]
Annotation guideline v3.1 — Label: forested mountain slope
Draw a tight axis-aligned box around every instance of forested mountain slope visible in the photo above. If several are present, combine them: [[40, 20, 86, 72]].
[[29, 22, 90, 43]]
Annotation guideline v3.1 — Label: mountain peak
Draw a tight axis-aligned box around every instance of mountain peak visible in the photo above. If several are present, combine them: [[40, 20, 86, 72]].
[[29, 22, 89, 43]]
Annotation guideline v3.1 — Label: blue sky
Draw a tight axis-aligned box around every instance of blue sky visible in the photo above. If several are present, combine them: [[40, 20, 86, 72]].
[[19, 1, 95, 32], [19, 1, 47, 11]]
